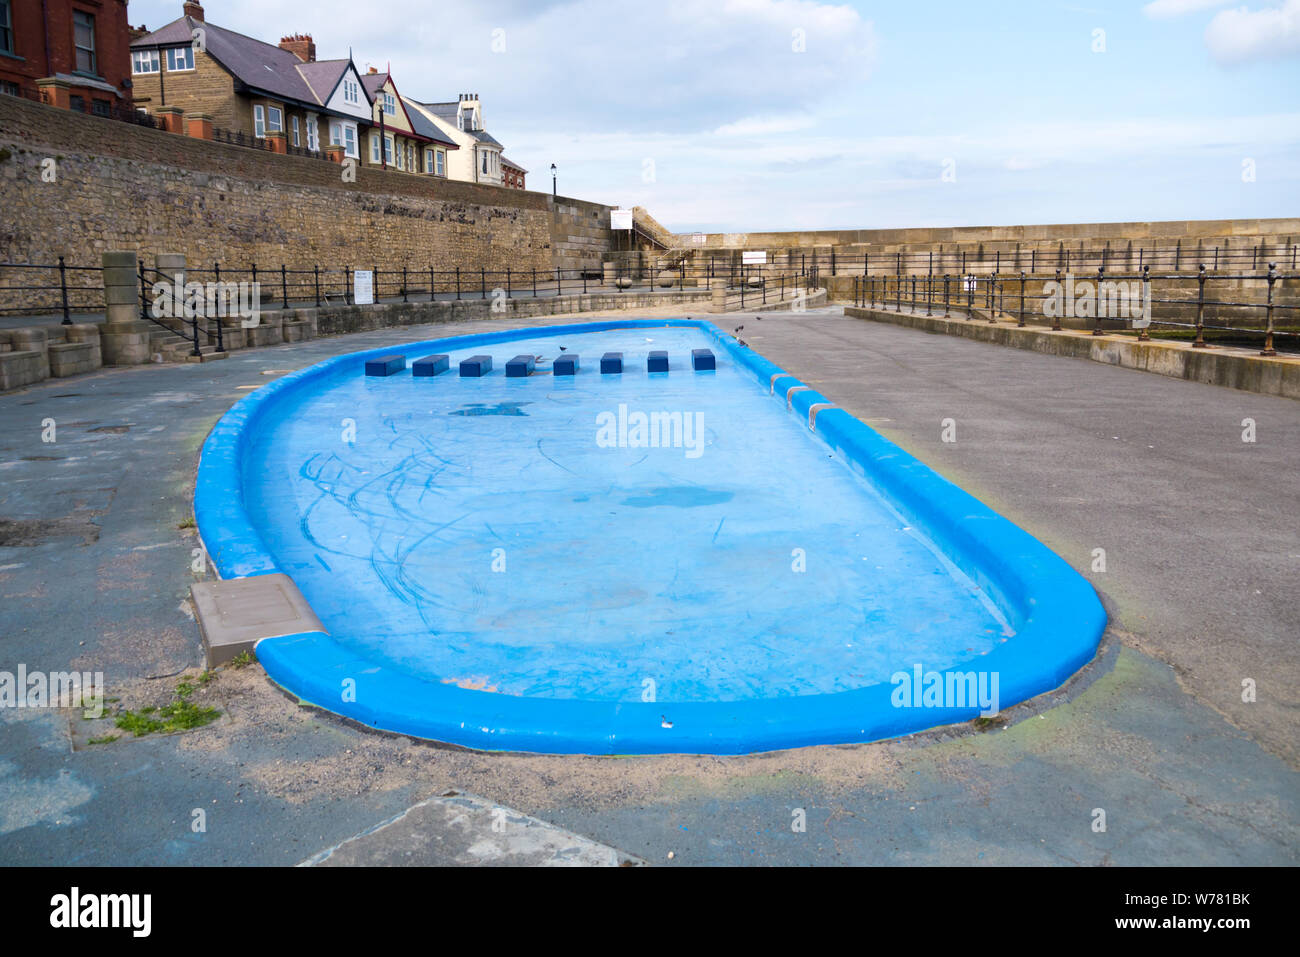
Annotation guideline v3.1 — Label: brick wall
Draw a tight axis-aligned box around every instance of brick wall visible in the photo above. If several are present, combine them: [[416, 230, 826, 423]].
[[0, 93, 613, 307]]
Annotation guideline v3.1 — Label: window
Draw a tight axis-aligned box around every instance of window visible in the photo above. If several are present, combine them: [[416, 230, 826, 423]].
[[383, 92, 395, 115], [481, 150, 488, 174], [132, 50, 160, 74], [291, 115, 299, 147], [69, 94, 85, 112], [73, 11, 96, 74], [343, 78, 359, 105], [332, 122, 357, 158], [92, 99, 110, 117], [383, 134, 393, 165], [267, 106, 283, 133], [305, 115, 318, 151], [370, 133, 380, 163], [0, 0, 12, 56], [435, 150, 445, 176], [424, 149, 433, 174], [167, 46, 194, 71], [406, 144, 413, 171], [253, 104, 265, 137]]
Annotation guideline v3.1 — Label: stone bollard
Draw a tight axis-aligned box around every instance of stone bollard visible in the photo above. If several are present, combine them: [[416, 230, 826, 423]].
[[99, 251, 152, 366]]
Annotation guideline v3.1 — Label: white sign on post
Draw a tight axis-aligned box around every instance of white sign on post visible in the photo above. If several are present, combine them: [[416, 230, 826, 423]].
[[742, 251, 767, 265], [610, 209, 634, 231], [353, 270, 374, 305]]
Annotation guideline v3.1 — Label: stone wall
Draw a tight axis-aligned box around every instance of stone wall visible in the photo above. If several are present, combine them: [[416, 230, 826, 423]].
[[0, 94, 614, 311]]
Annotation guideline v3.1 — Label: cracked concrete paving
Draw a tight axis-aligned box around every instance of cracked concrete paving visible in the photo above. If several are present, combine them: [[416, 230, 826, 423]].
[[0, 305, 1295, 866]]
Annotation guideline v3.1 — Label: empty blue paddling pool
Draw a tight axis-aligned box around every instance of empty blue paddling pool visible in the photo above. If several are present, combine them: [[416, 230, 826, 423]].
[[196, 319, 1105, 754]]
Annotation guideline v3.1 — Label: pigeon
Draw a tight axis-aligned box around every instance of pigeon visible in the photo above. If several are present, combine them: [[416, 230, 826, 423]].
[[559, 345, 567, 351]]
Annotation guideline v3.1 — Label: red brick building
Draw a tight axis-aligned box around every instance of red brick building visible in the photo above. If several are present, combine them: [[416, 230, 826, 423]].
[[0, 0, 133, 114], [502, 157, 526, 190]]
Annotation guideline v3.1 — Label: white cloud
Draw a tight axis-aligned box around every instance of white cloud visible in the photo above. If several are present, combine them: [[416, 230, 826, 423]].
[[1142, 0, 1232, 19], [1205, 0, 1300, 63]]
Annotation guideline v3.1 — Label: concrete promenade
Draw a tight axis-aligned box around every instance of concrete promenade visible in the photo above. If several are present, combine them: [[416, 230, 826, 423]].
[[0, 305, 1295, 865]]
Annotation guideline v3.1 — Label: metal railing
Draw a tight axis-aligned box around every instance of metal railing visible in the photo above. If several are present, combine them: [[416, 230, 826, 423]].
[[850, 266, 1298, 354], [0, 260, 104, 320], [1, 84, 158, 128]]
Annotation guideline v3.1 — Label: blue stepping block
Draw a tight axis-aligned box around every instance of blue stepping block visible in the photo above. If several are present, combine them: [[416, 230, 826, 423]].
[[412, 354, 450, 377], [506, 355, 536, 378], [600, 352, 623, 374], [553, 354, 579, 376], [365, 354, 406, 377], [691, 349, 716, 371], [647, 350, 669, 373], [459, 355, 493, 377]]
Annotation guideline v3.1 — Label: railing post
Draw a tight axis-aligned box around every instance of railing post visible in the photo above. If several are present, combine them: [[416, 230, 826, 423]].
[[213, 262, 225, 352], [987, 273, 997, 323], [314, 265, 321, 307], [532, 268, 537, 297], [346, 266, 352, 305], [58, 256, 71, 324], [1261, 263, 1278, 356], [1138, 265, 1151, 341], [944, 274, 950, 317], [1193, 264, 1208, 348], [375, 265, 380, 301], [482, 268, 487, 300], [430, 267, 436, 301], [1018, 271, 1026, 327], [1051, 269, 1063, 331], [1092, 267, 1105, 335], [506, 267, 512, 299], [896, 272, 902, 312], [138, 259, 148, 321], [455, 266, 461, 300], [281, 264, 288, 309], [403, 266, 409, 303]]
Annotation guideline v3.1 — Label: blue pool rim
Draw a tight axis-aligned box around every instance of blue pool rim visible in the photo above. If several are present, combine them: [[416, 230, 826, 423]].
[[195, 319, 1107, 755]]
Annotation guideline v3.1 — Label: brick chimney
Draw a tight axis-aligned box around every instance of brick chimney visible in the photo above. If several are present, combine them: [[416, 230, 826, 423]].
[[279, 34, 317, 63], [183, 1, 204, 21]]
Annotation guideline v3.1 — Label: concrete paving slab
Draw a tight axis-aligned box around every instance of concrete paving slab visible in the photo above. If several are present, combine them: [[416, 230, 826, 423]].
[[301, 791, 645, 867]]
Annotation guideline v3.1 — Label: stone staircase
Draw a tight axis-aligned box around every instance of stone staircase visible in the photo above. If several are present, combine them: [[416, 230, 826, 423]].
[[148, 327, 228, 363]]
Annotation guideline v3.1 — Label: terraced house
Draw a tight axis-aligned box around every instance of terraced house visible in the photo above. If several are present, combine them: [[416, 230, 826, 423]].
[[0, 0, 134, 116], [361, 68, 456, 175], [129, 2, 372, 158]]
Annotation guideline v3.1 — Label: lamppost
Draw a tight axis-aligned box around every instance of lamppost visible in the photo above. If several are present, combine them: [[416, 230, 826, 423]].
[[551, 163, 557, 200]]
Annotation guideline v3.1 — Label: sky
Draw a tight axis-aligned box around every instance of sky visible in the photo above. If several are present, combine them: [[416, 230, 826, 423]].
[[129, 0, 1300, 233]]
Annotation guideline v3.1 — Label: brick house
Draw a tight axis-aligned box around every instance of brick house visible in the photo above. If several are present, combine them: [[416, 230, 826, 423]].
[[501, 157, 526, 190], [361, 68, 456, 176], [0, 0, 134, 116], [129, 2, 372, 157]]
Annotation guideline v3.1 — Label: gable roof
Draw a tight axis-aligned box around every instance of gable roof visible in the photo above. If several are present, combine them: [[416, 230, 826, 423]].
[[418, 100, 503, 148], [132, 16, 370, 115]]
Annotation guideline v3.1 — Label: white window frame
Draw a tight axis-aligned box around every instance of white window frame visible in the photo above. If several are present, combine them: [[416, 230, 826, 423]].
[[166, 46, 194, 72], [291, 115, 300, 147], [383, 133, 394, 165], [371, 133, 381, 163], [424, 149, 433, 174], [305, 115, 318, 151], [266, 106, 283, 134], [343, 78, 359, 105], [435, 150, 445, 176], [383, 92, 395, 116], [132, 50, 160, 75], [253, 104, 266, 138]]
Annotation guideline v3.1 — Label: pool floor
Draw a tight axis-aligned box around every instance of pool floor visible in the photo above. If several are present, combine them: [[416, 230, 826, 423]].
[[241, 326, 1010, 705]]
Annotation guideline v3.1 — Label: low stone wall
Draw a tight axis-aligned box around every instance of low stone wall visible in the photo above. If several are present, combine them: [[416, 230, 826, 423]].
[[844, 305, 1300, 400], [0, 323, 102, 390]]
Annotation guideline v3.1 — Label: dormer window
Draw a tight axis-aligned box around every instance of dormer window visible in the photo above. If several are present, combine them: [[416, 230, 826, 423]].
[[383, 92, 395, 116]]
